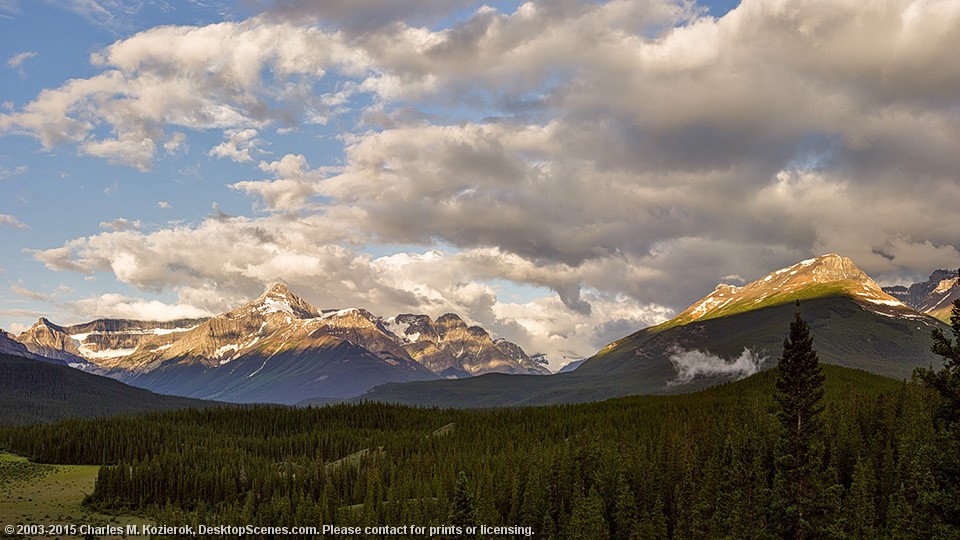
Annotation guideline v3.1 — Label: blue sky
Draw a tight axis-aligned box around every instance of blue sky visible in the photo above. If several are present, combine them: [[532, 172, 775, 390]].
[[2, 0, 959, 368]]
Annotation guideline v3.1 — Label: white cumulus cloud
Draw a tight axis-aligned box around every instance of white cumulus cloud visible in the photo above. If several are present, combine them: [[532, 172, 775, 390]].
[[668, 347, 768, 385], [669, 347, 767, 385]]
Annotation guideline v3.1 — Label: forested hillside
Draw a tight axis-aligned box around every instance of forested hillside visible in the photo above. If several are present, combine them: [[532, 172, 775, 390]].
[[0, 353, 218, 426], [2, 365, 954, 538]]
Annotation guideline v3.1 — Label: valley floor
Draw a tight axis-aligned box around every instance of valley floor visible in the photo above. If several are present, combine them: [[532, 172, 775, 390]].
[[0, 453, 149, 539]]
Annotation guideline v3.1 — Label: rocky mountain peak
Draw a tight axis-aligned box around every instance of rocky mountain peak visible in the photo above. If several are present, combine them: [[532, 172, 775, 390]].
[[32, 317, 62, 331], [436, 313, 466, 326], [675, 253, 909, 324], [260, 282, 294, 300], [803, 253, 870, 283], [929, 269, 958, 283], [22, 317, 66, 337], [384, 312, 550, 376], [239, 283, 320, 319], [318, 308, 391, 333], [15, 317, 85, 362]]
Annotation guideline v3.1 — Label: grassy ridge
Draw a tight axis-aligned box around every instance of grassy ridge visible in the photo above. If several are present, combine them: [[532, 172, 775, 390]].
[[665, 282, 859, 329]]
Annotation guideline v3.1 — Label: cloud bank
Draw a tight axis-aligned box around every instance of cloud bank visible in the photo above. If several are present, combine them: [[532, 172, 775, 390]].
[[2, 0, 960, 366]]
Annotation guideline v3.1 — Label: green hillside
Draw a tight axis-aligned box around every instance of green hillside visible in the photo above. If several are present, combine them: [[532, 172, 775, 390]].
[[361, 295, 945, 408], [0, 353, 220, 426], [585, 294, 943, 378]]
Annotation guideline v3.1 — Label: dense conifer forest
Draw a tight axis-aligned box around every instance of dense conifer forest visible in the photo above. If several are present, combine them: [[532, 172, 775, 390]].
[[0, 365, 953, 538], [2, 302, 959, 538]]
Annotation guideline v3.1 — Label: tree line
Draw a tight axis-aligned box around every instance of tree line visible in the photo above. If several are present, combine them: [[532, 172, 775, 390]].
[[1, 298, 958, 539]]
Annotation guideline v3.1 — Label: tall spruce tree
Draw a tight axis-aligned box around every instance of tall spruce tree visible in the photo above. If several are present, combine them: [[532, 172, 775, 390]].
[[450, 470, 478, 535], [914, 285, 960, 535], [773, 301, 827, 540]]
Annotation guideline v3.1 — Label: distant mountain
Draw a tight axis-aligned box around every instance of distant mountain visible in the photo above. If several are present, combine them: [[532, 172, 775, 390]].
[[1, 330, 38, 359], [670, 254, 917, 325], [362, 254, 948, 408], [6, 284, 543, 404], [15, 318, 88, 365], [99, 284, 438, 403], [557, 359, 585, 373], [63, 317, 207, 363], [384, 313, 550, 376], [883, 269, 959, 322], [0, 352, 216, 426]]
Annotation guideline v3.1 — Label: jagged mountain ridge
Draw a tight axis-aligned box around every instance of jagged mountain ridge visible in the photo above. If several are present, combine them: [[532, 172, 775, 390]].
[[64, 317, 207, 360], [1, 329, 43, 360], [5, 284, 546, 403], [77, 284, 438, 403], [107, 284, 542, 376], [361, 254, 948, 408], [385, 313, 550, 376], [883, 269, 959, 322]]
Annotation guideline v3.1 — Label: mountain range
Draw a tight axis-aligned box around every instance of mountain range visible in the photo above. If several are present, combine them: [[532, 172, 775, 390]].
[[4, 284, 547, 404], [2, 253, 954, 409], [360, 254, 950, 407]]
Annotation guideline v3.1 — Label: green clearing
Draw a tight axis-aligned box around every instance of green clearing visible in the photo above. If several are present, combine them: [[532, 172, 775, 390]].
[[0, 453, 149, 539]]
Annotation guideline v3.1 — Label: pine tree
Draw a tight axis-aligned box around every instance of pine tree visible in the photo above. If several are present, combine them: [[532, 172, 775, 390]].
[[914, 291, 960, 534], [566, 486, 609, 540], [773, 301, 827, 540], [449, 471, 478, 534], [611, 475, 638, 540], [844, 456, 877, 539], [918, 289, 960, 428]]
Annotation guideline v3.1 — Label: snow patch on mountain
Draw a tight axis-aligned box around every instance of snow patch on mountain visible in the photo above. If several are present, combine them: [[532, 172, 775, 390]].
[[856, 294, 902, 306], [79, 346, 137, 359], [152, 326, 198, 335], [259, 299, 294, 314], [215, 344, 239, 358], [321, 308, 361, 320]]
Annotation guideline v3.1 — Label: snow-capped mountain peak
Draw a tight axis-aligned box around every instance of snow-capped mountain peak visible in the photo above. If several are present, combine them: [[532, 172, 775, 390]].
[[675, 253, 915, 324], [240, 283, 320, 319]]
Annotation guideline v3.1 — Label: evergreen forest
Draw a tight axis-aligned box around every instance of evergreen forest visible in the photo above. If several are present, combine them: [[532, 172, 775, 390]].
[[2, 303, 959, 539]]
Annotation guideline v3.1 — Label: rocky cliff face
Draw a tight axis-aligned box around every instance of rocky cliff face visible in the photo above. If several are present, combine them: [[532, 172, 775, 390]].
[[0, 330, 35, 359], [16, 318, 87, 363], [62, 318, 205, 362], [883, 269, 959, 322], [386, 313, 550, 376]]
